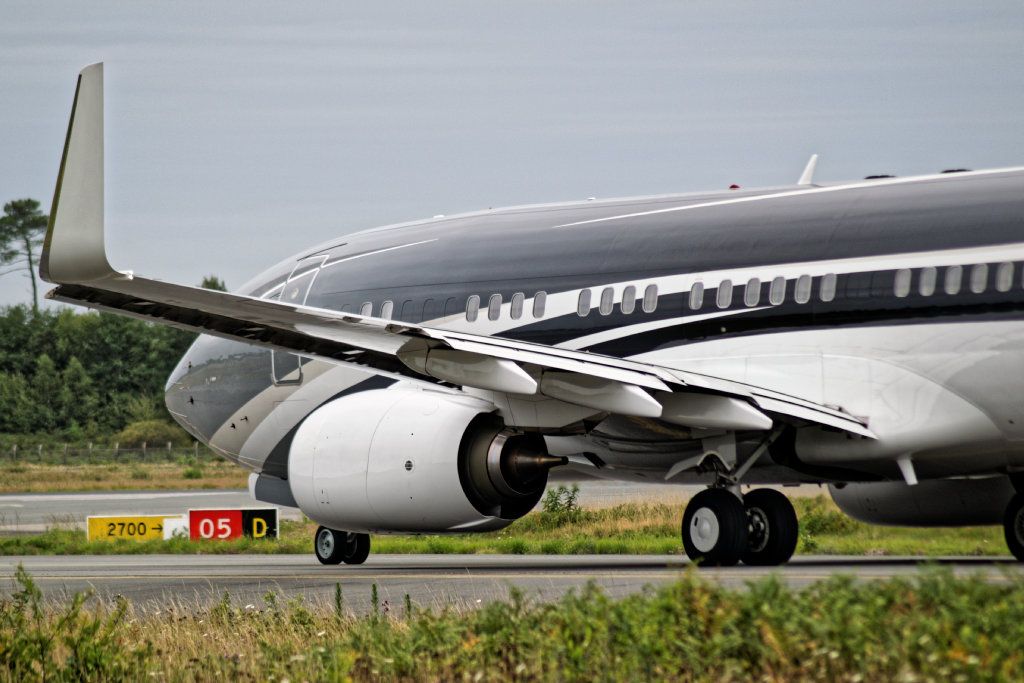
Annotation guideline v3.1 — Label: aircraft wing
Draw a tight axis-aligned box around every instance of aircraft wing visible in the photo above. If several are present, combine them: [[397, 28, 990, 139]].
[[41, 64, 874, 439]]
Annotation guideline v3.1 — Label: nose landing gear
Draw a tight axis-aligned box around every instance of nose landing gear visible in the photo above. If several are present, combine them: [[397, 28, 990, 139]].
[[314, 526, 371, 565]]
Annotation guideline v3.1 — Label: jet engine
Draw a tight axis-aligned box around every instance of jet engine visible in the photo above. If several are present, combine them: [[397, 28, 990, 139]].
[[829, 477, 1016, 526], [288, 388, 565, 533]]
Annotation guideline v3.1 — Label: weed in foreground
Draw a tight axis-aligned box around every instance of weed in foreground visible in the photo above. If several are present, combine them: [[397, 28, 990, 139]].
[[1, 567, 1023, 681], [0, 565, 150, 681]]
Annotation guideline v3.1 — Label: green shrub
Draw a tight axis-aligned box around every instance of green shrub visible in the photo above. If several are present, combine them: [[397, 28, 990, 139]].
[[539, 484, 587, 528], [114, 419, 191, 449], [798, 495, 860, 534], [182, 466, 203, 480]]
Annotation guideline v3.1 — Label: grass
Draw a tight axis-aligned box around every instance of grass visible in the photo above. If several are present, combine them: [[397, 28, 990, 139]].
[[0, 495, 1010, 557], [2, 566, 1023, 681], [0, 460, 247, 493]]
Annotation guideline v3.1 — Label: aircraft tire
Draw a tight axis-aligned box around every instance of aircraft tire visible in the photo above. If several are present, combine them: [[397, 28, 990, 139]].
[[342, 533, 371, 565], [682, 488, 748, 567], [1003, 494, 1024, 562], [741, 489, 799, 566], [314, 526, 346, 565]]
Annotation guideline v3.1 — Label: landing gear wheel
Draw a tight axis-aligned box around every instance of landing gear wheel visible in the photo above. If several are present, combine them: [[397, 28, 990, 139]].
[[1003, 493, 1024, 562], [682, 488, 748, 567], [342, 532, 371, 565], [314, 526, 345, 565], [741, 489, 799, 566], [315, 527, 371, 565]]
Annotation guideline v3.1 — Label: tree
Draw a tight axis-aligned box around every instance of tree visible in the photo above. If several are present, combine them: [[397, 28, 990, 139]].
[[31, 353, 62, 432], [0, 199, 48, 315], [199, 275, 227, 291]]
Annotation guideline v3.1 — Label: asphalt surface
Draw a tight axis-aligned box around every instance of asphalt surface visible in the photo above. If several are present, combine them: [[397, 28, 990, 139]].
[[2, 554, 1018, 612]]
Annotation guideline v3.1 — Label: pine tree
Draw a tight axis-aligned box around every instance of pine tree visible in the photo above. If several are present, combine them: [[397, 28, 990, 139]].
[[0, 199, 48, 315]]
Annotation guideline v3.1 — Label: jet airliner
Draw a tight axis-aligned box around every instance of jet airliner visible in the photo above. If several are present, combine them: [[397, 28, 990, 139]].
[[41, 64, 1024, 566]]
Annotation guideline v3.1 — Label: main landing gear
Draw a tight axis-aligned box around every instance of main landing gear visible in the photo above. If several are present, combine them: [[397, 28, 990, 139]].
[[681, 487, 799, 567], [1003, 494, 1024, 562], [314, 526, 371, 565]]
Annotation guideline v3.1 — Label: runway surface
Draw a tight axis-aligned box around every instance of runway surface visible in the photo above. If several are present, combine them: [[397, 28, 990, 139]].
[[2, 554, 1017, 612]]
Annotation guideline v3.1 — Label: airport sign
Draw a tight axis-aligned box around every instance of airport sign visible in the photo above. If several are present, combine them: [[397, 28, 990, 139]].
[[86, 515, 185, 542], [188, 507, 278, 541]]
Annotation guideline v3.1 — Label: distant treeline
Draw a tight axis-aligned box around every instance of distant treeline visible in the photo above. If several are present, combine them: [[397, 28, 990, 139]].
[[0, 305, 195, 441]]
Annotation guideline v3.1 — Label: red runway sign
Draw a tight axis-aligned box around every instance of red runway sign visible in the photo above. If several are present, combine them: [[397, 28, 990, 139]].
[[188, 508, 278, 541]]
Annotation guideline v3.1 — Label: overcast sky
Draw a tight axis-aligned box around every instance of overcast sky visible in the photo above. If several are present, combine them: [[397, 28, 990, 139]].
[[1, 1, 1022, 307]]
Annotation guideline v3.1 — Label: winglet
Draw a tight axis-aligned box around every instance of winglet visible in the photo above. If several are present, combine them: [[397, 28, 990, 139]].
[[797, 154, 818, 186], [40, 63, 126, 285]]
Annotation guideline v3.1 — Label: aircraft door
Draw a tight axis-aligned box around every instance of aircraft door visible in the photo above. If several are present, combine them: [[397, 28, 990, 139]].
[[271, 255, 327, 385]]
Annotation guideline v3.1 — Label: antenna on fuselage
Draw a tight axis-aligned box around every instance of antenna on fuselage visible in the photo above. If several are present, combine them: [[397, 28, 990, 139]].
[[797, 154, 819, 186]]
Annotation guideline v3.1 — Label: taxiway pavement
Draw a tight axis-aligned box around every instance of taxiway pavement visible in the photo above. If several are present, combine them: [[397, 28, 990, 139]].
[[1, 554, 1016, 612]]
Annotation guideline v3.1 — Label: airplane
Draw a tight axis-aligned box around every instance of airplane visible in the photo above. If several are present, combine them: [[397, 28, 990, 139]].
[[40, 63, 1024, 567]]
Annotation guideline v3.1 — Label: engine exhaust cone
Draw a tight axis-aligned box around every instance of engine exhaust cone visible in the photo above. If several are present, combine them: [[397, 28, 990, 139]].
[[501, 453, 569, 493], [485, 430, 563, 499]]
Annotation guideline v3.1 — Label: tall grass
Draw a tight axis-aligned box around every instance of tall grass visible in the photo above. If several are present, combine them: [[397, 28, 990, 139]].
[[1, 567, 1021, 681]]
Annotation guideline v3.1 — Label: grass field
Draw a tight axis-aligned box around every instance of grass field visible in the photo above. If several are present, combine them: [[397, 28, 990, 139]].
[[2, 566, 1022, 681], [0, 460, 248, 493], [0, 494, 1009, 558]]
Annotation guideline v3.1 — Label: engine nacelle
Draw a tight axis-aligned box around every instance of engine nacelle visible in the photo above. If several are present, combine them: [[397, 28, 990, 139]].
[[829, 477, 1016, 526], [288, 387, 563, 533]]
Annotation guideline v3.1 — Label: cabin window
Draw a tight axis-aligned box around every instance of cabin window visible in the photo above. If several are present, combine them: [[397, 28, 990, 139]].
[[642, 284, 658, 313], [689, 282, 704, 310], [577, 289, 592, 317], [716, 280, 733, 309], [488, 294, 502, 321], [795, 274, 812, 304], [944, 266, 963, 295], [360, 302, 372, 316], [996, 262, 1014, 292], [744, 278, 760, 307], [820, 273, 837, 302], [533, 291, 547, 318], [970, 264, 988, 294], [510, 292, 525, 320], [919, 267, 937, 296], [621, 285, 636, 314], [466, 295, 480, 322], [599, 287, 614, 315], [893, 269, 912, 298], [769, 276, 786, 305], [380, 300, 394, 319]]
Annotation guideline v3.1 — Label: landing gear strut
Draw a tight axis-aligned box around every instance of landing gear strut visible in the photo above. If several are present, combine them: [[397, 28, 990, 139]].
[[681, 488, 798, 567], [314, 526, 371, 565]]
